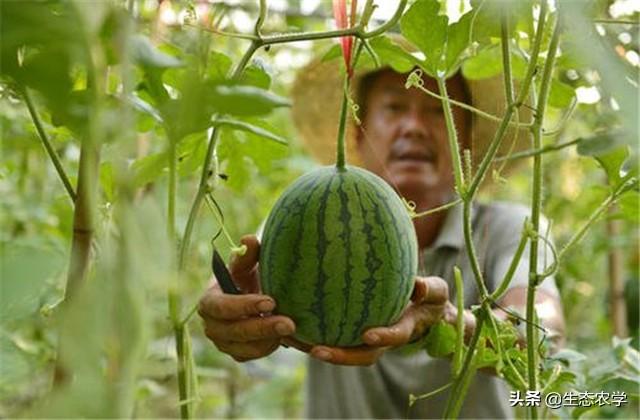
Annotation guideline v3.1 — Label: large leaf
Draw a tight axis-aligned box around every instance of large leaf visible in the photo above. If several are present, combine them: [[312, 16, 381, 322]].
[[400, 0, 477, 77], [239, 60, 272, 89], [462, 45, 527, 80], [0, 243, 63, 324], [469, 0, 534, 47], [369, 36, 420, 73], [547, 79, 576, 109], [210, 84, 290, 116], [131, 35, 182, 69]]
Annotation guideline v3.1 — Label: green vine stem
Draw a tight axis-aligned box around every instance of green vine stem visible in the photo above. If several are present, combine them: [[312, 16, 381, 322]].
[[526, 16, 560, 419], [54, 8, 106, 386], [443, 312, 486, 418], [490, 222, 529, 301], [436, 77, 466, 195], [336, 78, 350, 170], [494, 138, 581, 162], [411, 198, 462, 219], [514, 0, 548, 107], [453, 267, 465, 375], [22, 88, 77, 202]]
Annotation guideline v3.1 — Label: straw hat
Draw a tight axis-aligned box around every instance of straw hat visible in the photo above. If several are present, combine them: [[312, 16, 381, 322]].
[[291, 36, 532, 173]]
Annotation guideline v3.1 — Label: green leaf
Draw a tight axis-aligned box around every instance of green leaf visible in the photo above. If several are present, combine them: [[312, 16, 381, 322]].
[[207, 50, 233, 81], [595, 147, 629, 187], [576, 131, 629, 157], [217, 129, 251, 192], [100, 161, 114, 202], [321, 44, 342, 62], [0, 244, 63, 324], [400, 0, 476, 77], [548, 349, 588, 367], [131, 152, 167, 187], [548, 79, 576, 109], [423, 321, 457, 357], [178, 132, 207, 177], [369, 36, 419, 73], [214, 118, 288, 146], [210, 84, 290, 116], [470, 0, 533, 47], [619, 191, 640, 224], [239, 61, 272, 89], [462, 46, 527, 80], [400, 0, 448, 76], [131, 35, 182, 68]]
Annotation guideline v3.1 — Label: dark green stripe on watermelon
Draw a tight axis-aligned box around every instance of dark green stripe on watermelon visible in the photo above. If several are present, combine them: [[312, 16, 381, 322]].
[[259, 165, 418, 347]]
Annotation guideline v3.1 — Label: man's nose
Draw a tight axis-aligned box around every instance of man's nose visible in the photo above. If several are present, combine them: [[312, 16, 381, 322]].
[[399, 106, 429, 140]]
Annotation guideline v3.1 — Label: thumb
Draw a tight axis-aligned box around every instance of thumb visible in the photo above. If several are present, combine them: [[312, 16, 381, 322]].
[[229, 235, 261, 293]]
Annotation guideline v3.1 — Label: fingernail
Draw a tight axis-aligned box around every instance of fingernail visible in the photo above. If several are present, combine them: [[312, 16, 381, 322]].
[[366, 332, 380, 344], [256, 299, 275, 313], [313, 349, 332, 361], [275, 322, 292, 336]]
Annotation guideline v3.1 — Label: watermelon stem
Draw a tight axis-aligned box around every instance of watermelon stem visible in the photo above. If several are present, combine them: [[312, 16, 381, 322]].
[[336, 76, 350, 170]]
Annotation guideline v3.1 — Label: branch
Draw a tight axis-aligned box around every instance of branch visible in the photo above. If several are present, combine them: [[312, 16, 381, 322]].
[[22, 88, 77, 202], [557, 177, 638, 261], [493, 138, 581, 162], [411, 198, 462, 219]]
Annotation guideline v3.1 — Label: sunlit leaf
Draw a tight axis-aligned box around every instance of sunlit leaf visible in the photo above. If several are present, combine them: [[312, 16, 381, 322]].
[[369, 35, 419, 73], [207, 50, 233, 81], [462, 46, 527, 80], [210, 84, 290, 116], [239, 61, 272, 89], [132, 35, 182, 69], [214, 118, 288, 146], [400, 0, 476, 77], [548, 79, 576, 109]]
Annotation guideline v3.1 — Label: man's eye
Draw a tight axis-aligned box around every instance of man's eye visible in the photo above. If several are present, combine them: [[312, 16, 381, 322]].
[[385, 102, 405, 112]]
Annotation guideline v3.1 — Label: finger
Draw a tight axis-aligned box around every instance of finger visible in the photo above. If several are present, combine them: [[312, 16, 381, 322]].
[[204, 315, 295, 343], [310, 345, 386, 366], [198, 289, 275, 320], [229, 235, 261, 292], [216, 339, 280, 362], [411, 277, 428, 302], [421, 276, 449, 304], [363, 303, 446, 346]]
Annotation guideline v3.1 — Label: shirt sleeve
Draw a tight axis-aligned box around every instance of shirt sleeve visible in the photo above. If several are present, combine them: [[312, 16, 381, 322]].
[[485, 202, 560, 299]]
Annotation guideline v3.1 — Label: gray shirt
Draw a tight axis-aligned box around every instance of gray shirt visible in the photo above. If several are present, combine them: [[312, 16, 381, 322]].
[[304, 201, 559, 419]]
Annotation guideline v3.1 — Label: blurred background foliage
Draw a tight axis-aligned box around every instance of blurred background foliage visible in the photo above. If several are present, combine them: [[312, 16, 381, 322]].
[[0, 0, 638, 418]]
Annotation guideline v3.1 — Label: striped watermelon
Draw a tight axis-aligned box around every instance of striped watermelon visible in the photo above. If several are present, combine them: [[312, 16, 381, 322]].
[[259, 165, 418, 347]]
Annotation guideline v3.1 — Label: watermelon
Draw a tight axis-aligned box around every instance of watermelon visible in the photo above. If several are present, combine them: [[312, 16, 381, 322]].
[[259, 165, 418, 347]]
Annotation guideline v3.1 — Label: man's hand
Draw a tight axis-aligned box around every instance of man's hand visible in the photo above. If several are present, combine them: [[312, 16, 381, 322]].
[[198, 235, 296, 362], [308, 276, 476, 366]]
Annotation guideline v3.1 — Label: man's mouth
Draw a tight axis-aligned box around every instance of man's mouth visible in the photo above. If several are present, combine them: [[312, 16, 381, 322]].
[[389, 145, 436, 165]]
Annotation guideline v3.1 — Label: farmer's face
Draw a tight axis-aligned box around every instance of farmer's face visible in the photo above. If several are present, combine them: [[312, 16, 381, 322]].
[[356, 70, 471, 208]]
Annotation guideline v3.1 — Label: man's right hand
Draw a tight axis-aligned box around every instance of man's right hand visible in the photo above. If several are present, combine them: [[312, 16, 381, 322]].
[[198, 235, 296, 362]]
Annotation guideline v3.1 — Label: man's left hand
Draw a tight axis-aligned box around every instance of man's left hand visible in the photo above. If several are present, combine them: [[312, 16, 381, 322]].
[[307, 276, 474, 366]]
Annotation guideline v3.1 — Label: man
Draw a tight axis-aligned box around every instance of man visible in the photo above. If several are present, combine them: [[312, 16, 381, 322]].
[[198, 60, 565, 418]]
